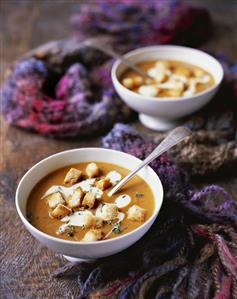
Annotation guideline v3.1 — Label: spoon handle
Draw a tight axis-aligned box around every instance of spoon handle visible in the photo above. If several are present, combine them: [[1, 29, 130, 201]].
[[84, 39, 152, 79], [108, 126, 191, 197]]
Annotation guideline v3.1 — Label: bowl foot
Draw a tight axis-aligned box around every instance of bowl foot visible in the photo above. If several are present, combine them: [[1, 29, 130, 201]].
[[63, 255, 96, 263], [139, 113, 179, 131]]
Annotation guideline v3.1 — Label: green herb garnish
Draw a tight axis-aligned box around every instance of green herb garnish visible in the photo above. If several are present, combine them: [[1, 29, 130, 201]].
[[100, 203, 105, 212], [112, 221, 122, 234], [135, 192, 144, 198], [66, 225, 75, 237], [106, 220, 113, 225]]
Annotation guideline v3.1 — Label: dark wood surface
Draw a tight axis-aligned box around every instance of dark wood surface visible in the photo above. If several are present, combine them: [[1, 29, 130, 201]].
[[0, 1, 237, 298]]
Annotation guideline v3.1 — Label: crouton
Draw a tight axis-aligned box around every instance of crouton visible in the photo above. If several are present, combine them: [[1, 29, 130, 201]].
[[95, 178, 111, 190], [86, 163, 99, 178], [145, 78, 153, 85], [94, 216, 103, 228], [67, 188, 84, 209], [96, 203, 119, 221], [50, 204, 72, 219], [193, 68, 204, 78], [133, 76, 143, 87], [81, 212, 102, 229], [155, 72, 168, 83], [46, 192, 65, 209], [138, 85, 158, 97], [82, 191, 96, 208], [165, 89, 183, 97], [82, 229, 104, 242], [155, 61, 169, 72], [127, 205, 146, 222], [122, 78, 133, 89], [64, 168, 82, 185], [174, 67, 191, 78]]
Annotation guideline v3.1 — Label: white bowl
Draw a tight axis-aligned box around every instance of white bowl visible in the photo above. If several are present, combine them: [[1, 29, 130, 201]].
[[111, 45, 224, 131], [16, 148, 163, 262]]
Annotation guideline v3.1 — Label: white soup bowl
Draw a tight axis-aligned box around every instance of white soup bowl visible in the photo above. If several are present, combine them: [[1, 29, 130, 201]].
[[111, 45, 224, 131], [15, 148, 163, 262]]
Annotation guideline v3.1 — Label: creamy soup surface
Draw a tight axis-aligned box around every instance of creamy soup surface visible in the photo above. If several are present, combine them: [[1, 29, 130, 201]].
[[27, 162, 155, 242], [120, 59, 215, 98]]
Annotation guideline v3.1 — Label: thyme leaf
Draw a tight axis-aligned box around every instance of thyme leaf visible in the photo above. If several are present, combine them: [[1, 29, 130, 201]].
[[106, 220, 113, 225], [112, 221, 122, 234], [66, 225, 75, 237], [135, 192, 144, 198]]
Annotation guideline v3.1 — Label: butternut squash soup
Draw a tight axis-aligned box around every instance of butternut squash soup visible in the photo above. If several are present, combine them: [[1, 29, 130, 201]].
[[120, 59, 215, 98], [27, 162, 155, 242]]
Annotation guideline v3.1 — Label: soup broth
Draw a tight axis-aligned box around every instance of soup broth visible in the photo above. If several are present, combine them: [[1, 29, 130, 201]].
[[27, 162, 155, 242], [120, 59, 215, 98]]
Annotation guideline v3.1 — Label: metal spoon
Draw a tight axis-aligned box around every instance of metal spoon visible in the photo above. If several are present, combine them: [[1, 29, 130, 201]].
[[108, 126, 191, 197], [83, 37, 154, 80]]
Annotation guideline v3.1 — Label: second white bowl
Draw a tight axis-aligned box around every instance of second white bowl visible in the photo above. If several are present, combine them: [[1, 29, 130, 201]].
[[111, 45, 224, 131]]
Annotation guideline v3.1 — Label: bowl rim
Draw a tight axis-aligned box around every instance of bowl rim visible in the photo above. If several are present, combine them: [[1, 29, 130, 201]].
[[15, 147, 163, 246], [111, 44, 224, 103]]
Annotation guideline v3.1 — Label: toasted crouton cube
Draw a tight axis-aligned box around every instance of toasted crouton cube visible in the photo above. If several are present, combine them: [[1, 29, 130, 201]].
[[127, 205, 146, 222], [67, 188, 84, 209], [193, 68, 204, 78], [86, 163, 99, 178], [81, 211, 94, 229], [174, 67, 191, 78], [82, 191, 96, 208], [145, 78, 153, 85], [133, 76, 143, 87], [96, 203, 119, 221], [138, 85, 158, 97], [122, 78, 133, 89], [64, 168, 82, 185], [50, 204, 72, 219], [96, 178, 111, 190], [166, 89, 183, 97], [82, 229, 104, 242], [155, 72, 168, 83], [80, 212, 102, 229], [47, 192, 65, 209], [155, 61, 169, 72], [94, 216, 103, 228]]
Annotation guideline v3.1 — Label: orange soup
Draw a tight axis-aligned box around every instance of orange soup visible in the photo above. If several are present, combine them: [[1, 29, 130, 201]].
[[27, 162, 155, 242], [120, 59, 215, 98]]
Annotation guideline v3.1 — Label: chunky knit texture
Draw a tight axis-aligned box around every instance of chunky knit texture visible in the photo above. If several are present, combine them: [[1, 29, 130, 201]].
[[2, 58, 132, 138], [71, 0, 212, 51]]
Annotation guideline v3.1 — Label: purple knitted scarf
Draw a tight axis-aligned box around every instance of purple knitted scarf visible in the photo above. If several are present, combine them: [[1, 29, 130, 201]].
[[71, 0, 212, 51]]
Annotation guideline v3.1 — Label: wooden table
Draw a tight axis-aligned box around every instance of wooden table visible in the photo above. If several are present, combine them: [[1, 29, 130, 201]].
[[1, 1, 237, 298]]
